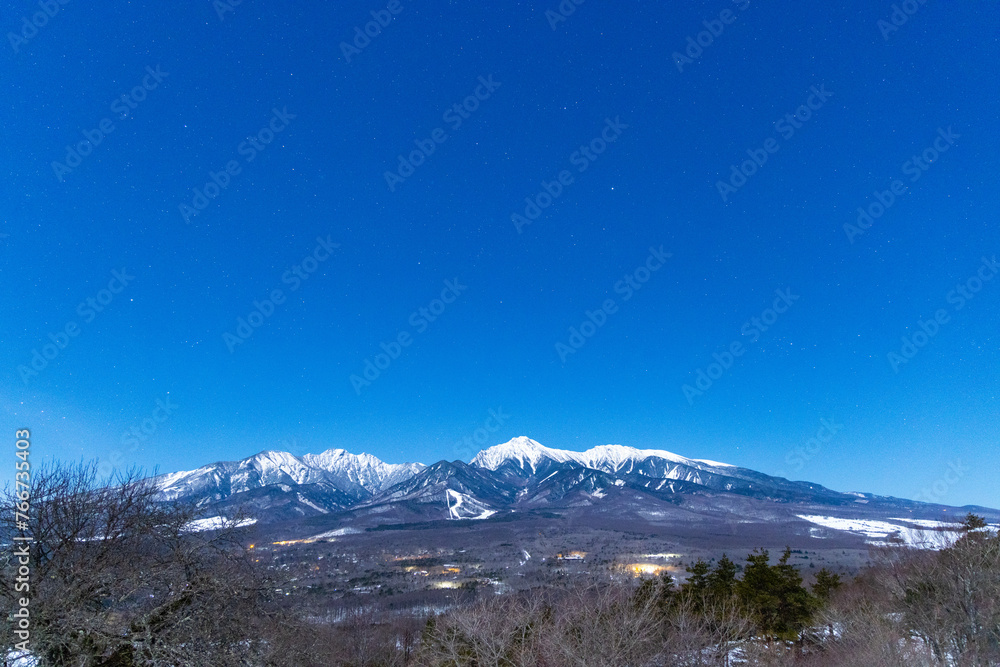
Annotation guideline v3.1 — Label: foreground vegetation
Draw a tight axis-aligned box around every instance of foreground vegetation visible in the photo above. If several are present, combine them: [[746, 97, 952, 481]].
[[2, 463, 998, 666]]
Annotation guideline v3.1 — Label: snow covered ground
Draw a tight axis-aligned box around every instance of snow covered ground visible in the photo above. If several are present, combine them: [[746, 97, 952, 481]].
[[306, 527, 361, 540], [797, 514, 963, 549], [182, 516, 257, 532], [446, 489, 496, 520], [4, 650, 37, 666]]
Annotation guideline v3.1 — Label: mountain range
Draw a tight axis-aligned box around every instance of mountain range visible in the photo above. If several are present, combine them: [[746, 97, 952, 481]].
[[155, 437, 995, 530]]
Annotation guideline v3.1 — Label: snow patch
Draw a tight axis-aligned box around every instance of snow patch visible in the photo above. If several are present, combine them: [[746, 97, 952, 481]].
[[889, 518, 956, 529], [797, 515, 961, 550], [308, 527, 361, 540], [182, 516, 257, 532], [5, 651, 38, 667], [296, 493, 328, 513], [446, 489, 496, 520]]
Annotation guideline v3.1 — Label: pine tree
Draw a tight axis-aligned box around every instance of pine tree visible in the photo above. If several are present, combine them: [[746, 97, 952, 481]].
[[708, 554, 738, 602], [655, 572, 677, 614], [633, 571, 676, 619], [811, 567, 842, 602], [681, 559, 711, 614], [737, 549, 781, 635], [736, 547, 816, 640], [772, 547, 816, 639], [682, 559, 711, 597]]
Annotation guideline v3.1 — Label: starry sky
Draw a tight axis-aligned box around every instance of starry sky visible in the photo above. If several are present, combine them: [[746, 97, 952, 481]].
[[2, 0, 998, 508]]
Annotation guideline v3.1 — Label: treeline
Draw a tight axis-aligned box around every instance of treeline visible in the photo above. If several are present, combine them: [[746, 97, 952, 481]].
[[415, 549, 828, 666], [414, 515, 999, 667], [2, 463, 998, 666]]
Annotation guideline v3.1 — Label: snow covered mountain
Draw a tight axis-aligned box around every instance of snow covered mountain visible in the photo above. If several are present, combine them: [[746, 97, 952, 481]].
[[155, 448, 425, 508], [154, 436, 986, 525], [301, 449, 425, 495], [158, 436, 748, 509], [465, 436, 830, 499], [469, 436, 745, 488], [470, 436, 733, 474]]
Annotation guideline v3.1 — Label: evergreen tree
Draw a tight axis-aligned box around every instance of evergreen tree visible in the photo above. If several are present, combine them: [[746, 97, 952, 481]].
[[655, 572, 677, 613], [737, 549, 781, 635], [633, 571, 676, 619], [811, 567, 842, 602], [708, 554, 738, 602], [772, 547, 816, 638], [736, 547, 816, 640], [682, 559, 711, 597]]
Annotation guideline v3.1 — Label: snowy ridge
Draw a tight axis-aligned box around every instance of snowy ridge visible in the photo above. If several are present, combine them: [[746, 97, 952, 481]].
[[302, 448, 425, 492], [153, 435, 902, 525], [158, 436, 740, 505], [469, 437, 577, 472], [157, 450, 329, 502], [470, 436, 735, 474], [156, 448, 424, 502]]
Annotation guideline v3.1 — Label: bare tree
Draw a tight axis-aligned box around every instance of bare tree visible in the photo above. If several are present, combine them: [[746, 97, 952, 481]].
[[417, 592, 549, 667], [0, 461, 293, 667], [812, 516, 1000, 667], [543, 583, 660, 667]]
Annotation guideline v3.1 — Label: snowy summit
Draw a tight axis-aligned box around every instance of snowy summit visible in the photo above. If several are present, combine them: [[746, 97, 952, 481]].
[[470, 436, 735, 473]]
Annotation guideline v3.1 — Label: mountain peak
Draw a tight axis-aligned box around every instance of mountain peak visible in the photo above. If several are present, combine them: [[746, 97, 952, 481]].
[[250, 449, 304, 464], [578, 444, 735, 470], [470, 437, 574, 472], [470, 438, 736, 474]]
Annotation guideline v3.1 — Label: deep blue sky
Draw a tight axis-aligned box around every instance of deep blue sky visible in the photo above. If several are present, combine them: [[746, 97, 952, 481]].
[[2, 0, 998, 508]]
